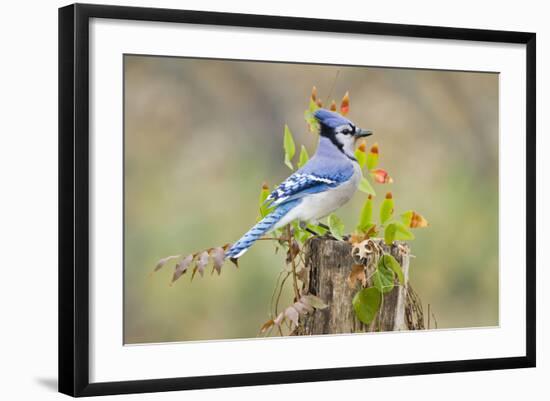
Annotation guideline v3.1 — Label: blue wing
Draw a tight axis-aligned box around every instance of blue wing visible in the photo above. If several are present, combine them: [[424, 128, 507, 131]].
[[266, 165, 353, 206], [265, 173, 336, 205]]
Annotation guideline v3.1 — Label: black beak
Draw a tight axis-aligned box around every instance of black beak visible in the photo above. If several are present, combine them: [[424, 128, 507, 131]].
[[355, 128, 373, 138]]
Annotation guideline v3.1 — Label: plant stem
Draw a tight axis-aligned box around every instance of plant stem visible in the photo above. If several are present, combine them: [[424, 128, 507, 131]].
[[287, 224, 300, 301], [378, 292, 384, 332], [274, 272, 290, 318], [269, 269, 285, 317]]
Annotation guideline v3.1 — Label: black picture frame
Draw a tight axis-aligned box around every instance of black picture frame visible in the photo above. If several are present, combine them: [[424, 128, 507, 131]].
[[58, 3, 536, 397]]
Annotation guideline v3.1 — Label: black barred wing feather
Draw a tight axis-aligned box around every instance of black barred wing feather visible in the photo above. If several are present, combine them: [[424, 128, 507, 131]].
[[266, 172, 340, 206]]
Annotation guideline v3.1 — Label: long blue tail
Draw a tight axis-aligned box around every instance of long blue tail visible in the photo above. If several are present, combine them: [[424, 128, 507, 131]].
[[225, 200, 299, 260]]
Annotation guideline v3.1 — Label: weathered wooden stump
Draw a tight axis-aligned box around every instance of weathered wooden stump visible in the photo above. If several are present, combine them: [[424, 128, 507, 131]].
[[299, 237, 418, 334]]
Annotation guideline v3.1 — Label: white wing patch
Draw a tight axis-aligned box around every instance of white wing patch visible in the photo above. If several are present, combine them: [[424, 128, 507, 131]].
[[267, 173, 337, 205], [303, 174, 335, 184]]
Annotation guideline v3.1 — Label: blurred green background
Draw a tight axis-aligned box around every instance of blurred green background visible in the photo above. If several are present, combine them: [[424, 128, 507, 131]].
[[124, 55, 499, 344]]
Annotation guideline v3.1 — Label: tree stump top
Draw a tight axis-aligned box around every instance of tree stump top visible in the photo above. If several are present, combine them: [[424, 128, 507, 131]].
[[299, 237, 420, 335]]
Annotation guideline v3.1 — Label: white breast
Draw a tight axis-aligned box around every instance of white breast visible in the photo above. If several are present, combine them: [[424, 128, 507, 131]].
[[274, 162, 362, 229]]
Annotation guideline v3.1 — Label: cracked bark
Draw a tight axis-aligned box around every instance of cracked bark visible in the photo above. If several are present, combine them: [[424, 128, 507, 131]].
[[300, 237, 411, 334]]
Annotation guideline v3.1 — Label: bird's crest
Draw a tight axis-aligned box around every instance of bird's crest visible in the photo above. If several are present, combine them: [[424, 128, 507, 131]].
[[314, 109, 352, 129]]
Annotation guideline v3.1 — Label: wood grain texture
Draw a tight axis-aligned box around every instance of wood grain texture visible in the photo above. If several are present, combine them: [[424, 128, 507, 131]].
[[300, 237, 410, 334]]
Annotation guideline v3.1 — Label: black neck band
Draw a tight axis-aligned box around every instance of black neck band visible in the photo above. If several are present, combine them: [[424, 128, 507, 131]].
[[320, 126, 357, 162]]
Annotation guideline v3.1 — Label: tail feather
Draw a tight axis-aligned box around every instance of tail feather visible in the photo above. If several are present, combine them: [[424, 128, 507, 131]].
[[225, 200, 299, 260]]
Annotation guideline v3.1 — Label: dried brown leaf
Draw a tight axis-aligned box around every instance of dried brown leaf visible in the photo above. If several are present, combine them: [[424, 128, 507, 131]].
[[171, 254, 193, 284], [274, 312, 284, 326], [340, 91, 350, 115], [285, 239, 300, 264], [348, 264, 367, 288], [410, 212, 429, 228], [300, 294, 328, 310], [284, 306, 300, 328], [348, 233, 365, 245], [154, 255, 180, 272], [192, 251, 209, 280], [209, 247, 225, 275], [352, 239, 374, 261], [365, 224, 377, 238], [259, 319, 275, 333], [296, 267, 308, 283], [311, 86, 317, 102], [293, 301, 313, 315]]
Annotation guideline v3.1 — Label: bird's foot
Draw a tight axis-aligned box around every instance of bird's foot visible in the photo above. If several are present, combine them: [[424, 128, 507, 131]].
[[317, 222, 330, 231], [299, 221, 321, 236], [312, 221, 337, 239]]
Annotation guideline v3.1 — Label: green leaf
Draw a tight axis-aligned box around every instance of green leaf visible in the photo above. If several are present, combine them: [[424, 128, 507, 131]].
[[308, 223, 327, 236], [393, 221, 415, 241], [258, 184, 271, 219], [292, 221, 311, 244], [400, 210, 429, 229], [400, 210, 414, 227], [352, 287, 382, 324], [373, 258, 395, 293], [357, 196, 374, 233], [379, 195, 394, 225], [304, 99, 320, 133], [300, 230, 312, 243], [291, 221, 301, 240], [298, 145, 310, 168], [358, 175, 376, 196], [258, 186, 269, 205], [328, 214, 345, 241], [309, 97, 319, 112], [381, 254, 404, 285], [384, 223, 397, 245], [366, 149, 379, 171], [384, 221, 414, 245], [355, 148, 367, 168], [283, 124, 296, 170]]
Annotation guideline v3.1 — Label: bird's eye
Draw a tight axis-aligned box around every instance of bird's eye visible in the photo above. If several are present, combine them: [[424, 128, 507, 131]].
[[337, 125, 354, 136]]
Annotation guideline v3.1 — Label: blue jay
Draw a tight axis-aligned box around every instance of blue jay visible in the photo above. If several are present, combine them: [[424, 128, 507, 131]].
[[225, 109, 373, 260]]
